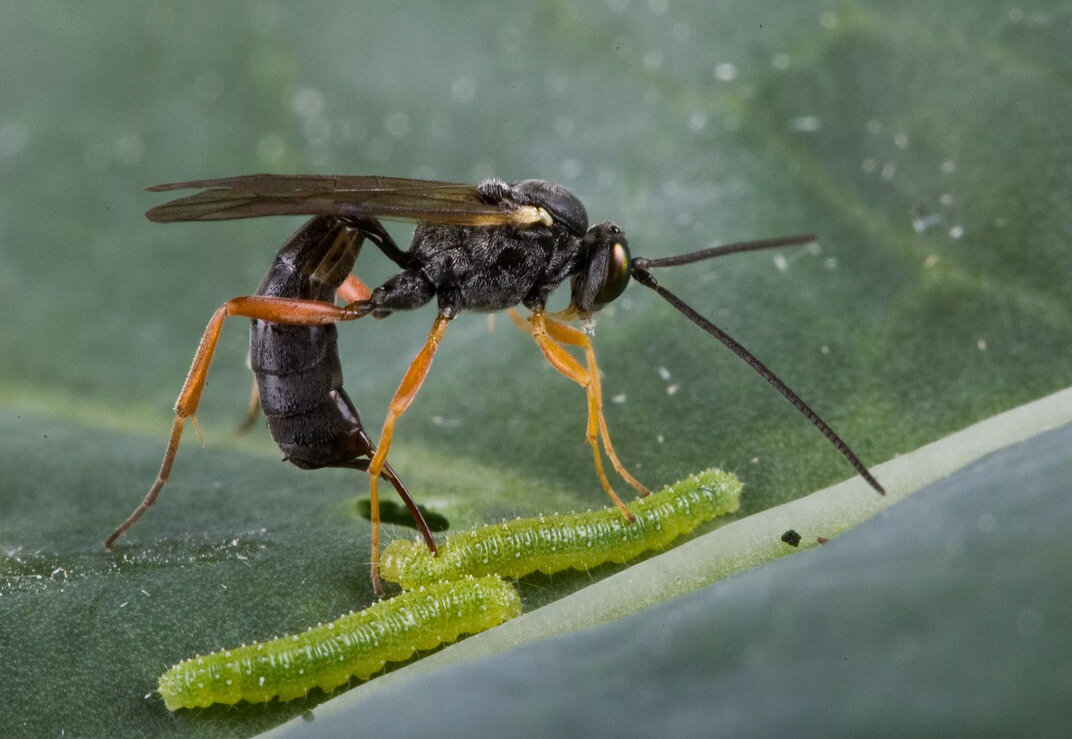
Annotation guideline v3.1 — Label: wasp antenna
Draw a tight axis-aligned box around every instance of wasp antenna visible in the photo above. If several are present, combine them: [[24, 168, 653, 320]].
[[633, 233, 815, 270], [630, 267, 884, 495]]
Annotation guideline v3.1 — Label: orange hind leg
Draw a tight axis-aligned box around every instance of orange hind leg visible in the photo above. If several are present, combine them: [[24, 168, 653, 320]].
[[105, 295, 368, 550], [235, 273, 374, 435]]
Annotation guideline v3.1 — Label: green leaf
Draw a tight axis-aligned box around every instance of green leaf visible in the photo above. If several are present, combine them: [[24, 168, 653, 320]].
[[274, 400, 1072, 736], [2, 1, 1070, 735]]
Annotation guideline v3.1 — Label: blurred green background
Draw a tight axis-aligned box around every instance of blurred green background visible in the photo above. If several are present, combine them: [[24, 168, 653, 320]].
[[1, 1, 1070, 735]]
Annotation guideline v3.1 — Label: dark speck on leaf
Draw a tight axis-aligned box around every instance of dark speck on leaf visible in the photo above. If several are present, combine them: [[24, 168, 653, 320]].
[[781, 529, 802, 547]]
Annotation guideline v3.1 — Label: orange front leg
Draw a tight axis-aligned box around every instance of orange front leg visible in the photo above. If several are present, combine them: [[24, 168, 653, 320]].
[[366, 314, 452, 595], [517, 309, 635, 523], [105, 295, 368, 550], [538, 315, 651, 498]]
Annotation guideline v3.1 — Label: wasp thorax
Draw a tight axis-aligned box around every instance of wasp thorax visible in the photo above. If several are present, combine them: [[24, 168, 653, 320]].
[[570, 221, 632, 313], [477, 178, 589, 236]]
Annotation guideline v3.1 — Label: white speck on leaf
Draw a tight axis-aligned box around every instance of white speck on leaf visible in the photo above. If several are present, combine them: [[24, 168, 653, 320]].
[[450, 78, 475, 103], [790, 116, 820, 133]]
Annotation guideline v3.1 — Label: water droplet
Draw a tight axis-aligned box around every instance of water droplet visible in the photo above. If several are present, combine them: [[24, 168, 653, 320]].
[[451, 77, 475, 103], [292, 88, 324, 117], [561, 159, 581, 179], [789, 116, 820, 132], [256, 133, 286, 164], [643, 50, 664, 70], [913, 213, 943, 233], [384, 111, 411, 138], [714, 63, 737, 81], [115, 134, 144, 165], [545, 75, 569, 96]]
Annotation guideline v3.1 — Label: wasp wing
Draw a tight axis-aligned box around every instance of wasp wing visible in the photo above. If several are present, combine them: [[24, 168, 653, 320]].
[[146, 174, 544, 227]]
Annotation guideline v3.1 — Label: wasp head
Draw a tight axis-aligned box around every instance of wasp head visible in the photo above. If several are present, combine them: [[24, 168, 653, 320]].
[[570, 221, 632, 314]]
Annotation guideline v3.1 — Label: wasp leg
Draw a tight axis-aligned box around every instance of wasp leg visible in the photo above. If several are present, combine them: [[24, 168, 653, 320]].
[[234, 374, 262, 434], [517, 309, 636, 523], [532, 313, 651, 498], [105, 295, 370, 551], [234, 274, 374, 437], [332, 459, 437, 555], [366, 314, 452, 595], [336, 273, 372, 304], [347, 217, 414, 269], [338, 272, 442, 569], [511, 309, 649, 496]]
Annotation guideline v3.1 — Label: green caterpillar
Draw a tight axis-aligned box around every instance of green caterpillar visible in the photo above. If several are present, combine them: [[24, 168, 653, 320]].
[[382, 468, 741, 589], [158, 575, 520, 711]]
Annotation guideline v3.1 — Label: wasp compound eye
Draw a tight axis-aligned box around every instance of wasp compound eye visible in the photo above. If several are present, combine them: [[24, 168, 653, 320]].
[[595, 240, 631, 307], [571, 222, 631, 313]]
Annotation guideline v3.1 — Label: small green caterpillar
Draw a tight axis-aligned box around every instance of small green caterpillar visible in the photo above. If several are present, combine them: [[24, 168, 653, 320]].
[[158, 575, 520, 711], [382, 468, 741, 589]]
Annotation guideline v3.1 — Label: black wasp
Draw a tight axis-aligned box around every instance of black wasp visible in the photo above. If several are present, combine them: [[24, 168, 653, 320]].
[[106, 174, 884, 594]]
